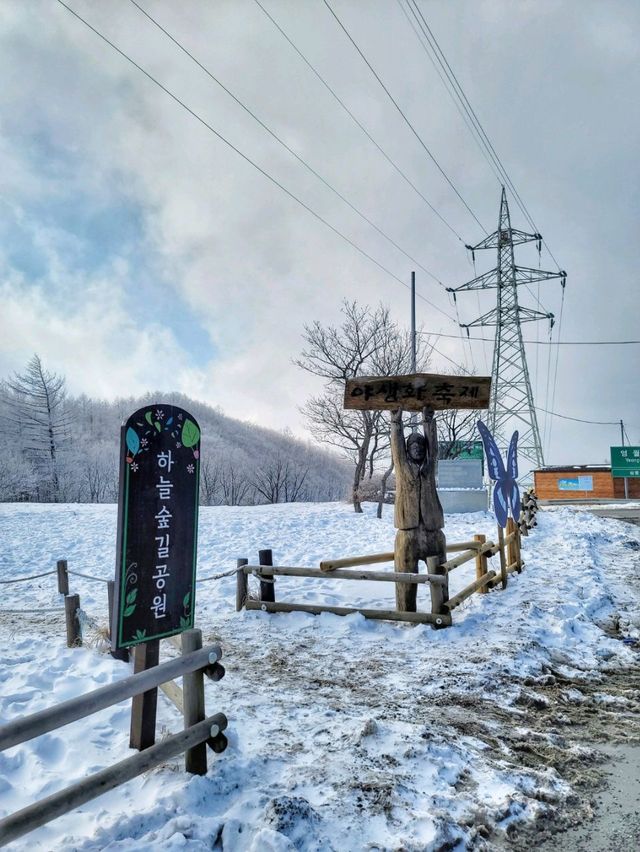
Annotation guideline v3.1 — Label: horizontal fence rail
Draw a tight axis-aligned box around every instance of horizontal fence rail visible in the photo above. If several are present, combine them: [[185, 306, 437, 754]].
[[237, 515, 533, 629], [246, 565, 448, 585], [0, 627, 228, 846], [246, 599, 452, 627], [0, 644, 221, 752], [0, 713, 227, 847]]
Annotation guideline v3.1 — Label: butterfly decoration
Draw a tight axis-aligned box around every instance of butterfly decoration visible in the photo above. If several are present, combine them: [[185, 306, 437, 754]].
[[477, 420, 521, 528]]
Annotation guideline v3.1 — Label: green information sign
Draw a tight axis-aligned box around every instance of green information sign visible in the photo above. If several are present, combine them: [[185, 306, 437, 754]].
[[610, 446, 640, 478], [438, 440, 484, 461]]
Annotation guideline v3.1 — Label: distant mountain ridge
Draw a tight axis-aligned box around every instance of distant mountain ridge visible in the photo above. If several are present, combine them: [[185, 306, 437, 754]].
[[0, 384, 350, 504]]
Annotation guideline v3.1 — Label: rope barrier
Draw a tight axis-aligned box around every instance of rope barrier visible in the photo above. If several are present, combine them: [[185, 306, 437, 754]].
[[251, 570, 276, 585], [197, 565, 245, 583], [77, 608, 100, 631], [0, 607, 63, 614], [0, 570, 57, 585], [67, 570, 109, 584]]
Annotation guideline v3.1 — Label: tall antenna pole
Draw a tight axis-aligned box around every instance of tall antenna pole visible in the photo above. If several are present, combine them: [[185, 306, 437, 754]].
[[447, 187, 566, 469]]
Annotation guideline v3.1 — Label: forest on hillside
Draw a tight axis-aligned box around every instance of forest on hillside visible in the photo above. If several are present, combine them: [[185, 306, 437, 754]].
[[0, 356, 350, 505]]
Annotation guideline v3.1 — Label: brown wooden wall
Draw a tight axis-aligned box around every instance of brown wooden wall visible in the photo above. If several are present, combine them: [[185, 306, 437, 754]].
[[534, 470, 640, 500], [613, 477, 640, 498]]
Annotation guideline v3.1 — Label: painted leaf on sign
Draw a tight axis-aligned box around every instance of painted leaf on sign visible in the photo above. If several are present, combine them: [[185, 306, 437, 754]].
[[181, 419, 200, 448], [126, 427, 140, 457]]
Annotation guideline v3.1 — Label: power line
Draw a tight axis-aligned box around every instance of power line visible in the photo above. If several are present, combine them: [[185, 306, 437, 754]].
[[396, 0, 504, 189], [402, 0, 562, 272], [56, 0, 468, 374], [322, 0, 488, 235], [56, 0, 457, 324], [127, 0, 446, 288], [252, 0, 465, 244], [535, 407, 621, 427], [417, 331, 639, 346]]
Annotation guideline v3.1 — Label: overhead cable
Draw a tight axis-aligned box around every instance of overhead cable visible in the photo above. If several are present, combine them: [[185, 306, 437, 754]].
[[322, 0, 488, 235], [416, 331, 640, 346], [57, 0, 467, 373], [535, 407, 621, 426], [402, 0, 562, 271], [396, 0, 504, 189], [127, 0, 446, 287], [56, 0, 456, 324], [252, 0, 465, 243]]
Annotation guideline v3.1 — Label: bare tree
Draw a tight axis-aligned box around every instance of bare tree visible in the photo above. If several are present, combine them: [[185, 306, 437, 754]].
[[219, 459, 252, 506], [83, 443, 118, 502], [4, 355, 70, 501], [252, 454, 310, 504], [199, 455, 221, 505], [296, 301, 430, 512], [435, 369, 480, 458]]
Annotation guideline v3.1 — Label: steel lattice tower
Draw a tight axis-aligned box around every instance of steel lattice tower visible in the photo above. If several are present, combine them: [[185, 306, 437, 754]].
[[447, 188, 566, 468]]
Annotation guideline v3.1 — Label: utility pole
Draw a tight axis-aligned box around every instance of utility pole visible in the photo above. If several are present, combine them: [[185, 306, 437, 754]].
[[411, 270, 416, 373], [410, 271, 417, 432], [447, 187, 566, 468]]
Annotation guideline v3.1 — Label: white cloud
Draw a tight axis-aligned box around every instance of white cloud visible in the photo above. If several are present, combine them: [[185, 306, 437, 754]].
[[0, 0, 638, 458]]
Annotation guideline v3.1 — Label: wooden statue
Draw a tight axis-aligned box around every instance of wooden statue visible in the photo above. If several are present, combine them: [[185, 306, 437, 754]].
[[390, 406, 446, 611], [343, 371, 491, 614]]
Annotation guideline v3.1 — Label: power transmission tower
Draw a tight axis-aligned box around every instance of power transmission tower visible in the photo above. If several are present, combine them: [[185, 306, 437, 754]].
[[447, 187, 566, 468]]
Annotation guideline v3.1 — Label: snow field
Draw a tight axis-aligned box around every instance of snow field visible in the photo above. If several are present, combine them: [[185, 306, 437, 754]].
[[0, 501, 639, 850]]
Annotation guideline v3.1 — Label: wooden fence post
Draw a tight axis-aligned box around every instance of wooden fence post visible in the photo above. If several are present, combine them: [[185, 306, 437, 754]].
[[235, 558, 248, 611], [64, 594, 81, 647], [506, 518, 522, 573], [515, 520, 523, 570], [496, 525, 508, 589], [107, 580, 129, 662], [129, 640, 160, 751], [57, 559, 69, 596], [426, 555, 449, 628], [182, 628, 207, 775], [474, 534, 488, 594], [258, 549, 276, 603]]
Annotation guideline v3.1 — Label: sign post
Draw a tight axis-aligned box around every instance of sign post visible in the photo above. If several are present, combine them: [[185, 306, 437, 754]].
[[344, 372, 490, 412], [610, 446, 640, 499], [112, 403, 201, 749]]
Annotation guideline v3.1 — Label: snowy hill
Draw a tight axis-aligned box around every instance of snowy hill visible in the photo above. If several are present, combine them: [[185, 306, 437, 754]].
[[0, 389, 350, 505], [0, 502, 639, 850]]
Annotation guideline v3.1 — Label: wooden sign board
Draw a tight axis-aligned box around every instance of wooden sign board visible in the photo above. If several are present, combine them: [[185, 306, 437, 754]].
[[112, 404, 201, 650], [344, 373, 491, 412]]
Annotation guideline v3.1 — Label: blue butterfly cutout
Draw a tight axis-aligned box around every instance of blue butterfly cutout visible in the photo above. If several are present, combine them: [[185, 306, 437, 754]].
[[477, 420, 521, 528]]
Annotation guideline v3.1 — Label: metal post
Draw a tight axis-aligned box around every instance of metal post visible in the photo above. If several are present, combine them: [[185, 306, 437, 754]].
[[410, 271, 418, 432], [411, 270, 416, 373], [621, 419, 629, 499]]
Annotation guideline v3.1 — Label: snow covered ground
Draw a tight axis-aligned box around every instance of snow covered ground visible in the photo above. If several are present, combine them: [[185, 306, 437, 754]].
[[0, 501, 639, 850]]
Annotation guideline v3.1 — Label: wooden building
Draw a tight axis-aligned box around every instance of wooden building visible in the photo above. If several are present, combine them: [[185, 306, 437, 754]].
[[533, 465, 640, 501]]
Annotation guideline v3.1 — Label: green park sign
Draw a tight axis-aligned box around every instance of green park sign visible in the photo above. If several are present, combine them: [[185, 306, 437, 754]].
[[610, 446, 640, 478]]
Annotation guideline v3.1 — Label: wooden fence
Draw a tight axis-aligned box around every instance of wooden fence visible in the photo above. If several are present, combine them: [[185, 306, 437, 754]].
[[236, 517, 524, 627], [0, 629, 227, 847]]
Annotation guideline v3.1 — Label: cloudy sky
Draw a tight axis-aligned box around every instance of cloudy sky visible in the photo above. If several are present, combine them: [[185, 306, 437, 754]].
[[0, 0, 638, 465]]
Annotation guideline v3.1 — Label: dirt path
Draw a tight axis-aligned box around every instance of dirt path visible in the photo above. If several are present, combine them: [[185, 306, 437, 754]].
[[537, 742, 640, 851], [587, 507, 640, 528], [489, 661, 640, 849]]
